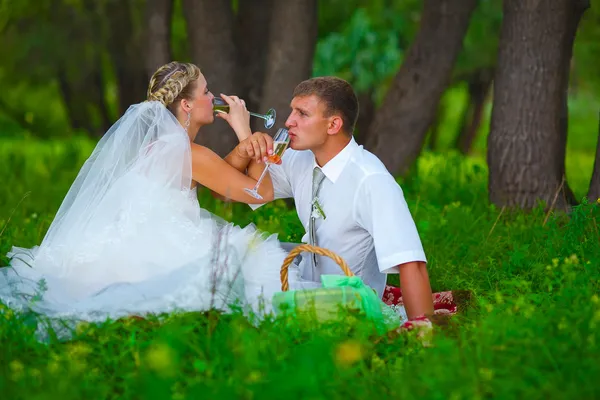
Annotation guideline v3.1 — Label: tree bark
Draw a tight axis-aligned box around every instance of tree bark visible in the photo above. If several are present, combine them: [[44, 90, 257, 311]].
[[235, 0, 273, 129], [588, 113, 600, 203], [259, 0, 318, 134], [182, 0, 239, 155], [365, 0, 478, 175], [105, 0, 149, 115], [57, 60, 110, 136], [487, 0, 588, 210], [354, 90, 375, 146], [145, 0, 173, 78], [454, 68, 494, 155], [56, 1, 111, 136]]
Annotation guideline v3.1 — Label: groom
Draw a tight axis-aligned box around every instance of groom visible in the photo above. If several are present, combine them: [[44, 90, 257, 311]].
[[228, 77, 434, 320]]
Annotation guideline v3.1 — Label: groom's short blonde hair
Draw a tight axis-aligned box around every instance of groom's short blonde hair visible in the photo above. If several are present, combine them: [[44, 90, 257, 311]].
[[293, 77, 359, 136]]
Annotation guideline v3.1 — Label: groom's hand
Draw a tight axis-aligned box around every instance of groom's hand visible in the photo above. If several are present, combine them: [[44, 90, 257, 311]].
[[236, 132, 274, 164]]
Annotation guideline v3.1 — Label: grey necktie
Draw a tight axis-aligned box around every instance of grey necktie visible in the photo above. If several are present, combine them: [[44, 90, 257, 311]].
[[308, 166, 326, 267]]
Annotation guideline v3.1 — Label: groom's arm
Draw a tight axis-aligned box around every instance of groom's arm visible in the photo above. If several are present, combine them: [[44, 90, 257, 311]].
[[355, 173, 434, 319], [397, 261, 434, 319]]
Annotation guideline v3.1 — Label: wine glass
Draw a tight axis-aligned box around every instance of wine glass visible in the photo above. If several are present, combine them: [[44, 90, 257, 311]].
[[213, 97, 276, 129], [243, 128, 290, 200]]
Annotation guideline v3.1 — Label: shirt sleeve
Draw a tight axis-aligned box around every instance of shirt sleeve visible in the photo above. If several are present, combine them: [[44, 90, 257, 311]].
[[355, 173, 427, 273], [248, 151, 294, 211]]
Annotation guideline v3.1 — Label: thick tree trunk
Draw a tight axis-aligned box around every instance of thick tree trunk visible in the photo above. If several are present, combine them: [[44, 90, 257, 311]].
[[365, 0, 478, 175], [588, 113, 600, 203], [105, 1, 149, 115], [182, 0, 239, 155], [235, 0, 273, 130], [259, 0, 318, 133], [487, 0, 588, 210], [455, 68, 494, 155], [145, 0, 173, 78]]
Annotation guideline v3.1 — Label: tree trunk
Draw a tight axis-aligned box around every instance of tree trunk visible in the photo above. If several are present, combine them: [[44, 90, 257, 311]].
[[182, 0, 239, 155], [354, 90, 375, 146], [365, 0, 478, 176], [105, 0, 149, 115], [235, 0, 273, 131], [487, 0, 588, 210], [56, 1, 111, 136], [57, 60, 110, 136], [426, 103, 444, 151], [455, 68, 494, 155], [259, 0, 318, 134], [145, 0, 173, 78], [588, 113, 600, 203]]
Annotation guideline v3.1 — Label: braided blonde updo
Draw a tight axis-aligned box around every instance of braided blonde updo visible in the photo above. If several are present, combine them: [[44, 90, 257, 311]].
[[147, 61, 202, 115]]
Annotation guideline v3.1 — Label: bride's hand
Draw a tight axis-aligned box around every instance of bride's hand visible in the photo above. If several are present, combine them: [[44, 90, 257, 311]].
[[216, 93, 252, 141], [236, 132, 274, 164]]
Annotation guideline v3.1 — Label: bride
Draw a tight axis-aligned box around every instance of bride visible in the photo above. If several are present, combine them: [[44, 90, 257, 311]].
[[0, 61, 302, 324]]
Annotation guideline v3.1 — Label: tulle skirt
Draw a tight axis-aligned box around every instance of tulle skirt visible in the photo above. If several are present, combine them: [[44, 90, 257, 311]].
[[0, 177, 303, 337]]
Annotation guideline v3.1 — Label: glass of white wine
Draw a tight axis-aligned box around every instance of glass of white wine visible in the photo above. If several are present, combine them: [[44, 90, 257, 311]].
[[213, 97, 276, 129], [243, 128, 290, 200]]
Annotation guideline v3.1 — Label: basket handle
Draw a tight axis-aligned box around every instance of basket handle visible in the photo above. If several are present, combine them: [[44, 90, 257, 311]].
[[280, 244, 353, 291]]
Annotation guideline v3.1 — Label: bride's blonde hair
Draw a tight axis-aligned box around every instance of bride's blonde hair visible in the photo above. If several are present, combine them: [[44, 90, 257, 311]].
[[147, 62, 201, 115]]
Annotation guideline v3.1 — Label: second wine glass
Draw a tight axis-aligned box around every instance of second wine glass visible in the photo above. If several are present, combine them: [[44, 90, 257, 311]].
[[243, 128, 290, 200]]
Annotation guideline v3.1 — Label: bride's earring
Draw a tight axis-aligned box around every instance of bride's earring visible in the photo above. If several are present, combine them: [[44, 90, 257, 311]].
[[184, 111, 191, 132]]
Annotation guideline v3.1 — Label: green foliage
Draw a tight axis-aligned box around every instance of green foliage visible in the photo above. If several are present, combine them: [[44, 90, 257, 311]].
[[313, 9, 403, 101], [313, 1, 421, 104], [171, 0, 191, 63], [573, 0, 600, 94], [317, 0, 421, 42], [1, 138, 600, 398]]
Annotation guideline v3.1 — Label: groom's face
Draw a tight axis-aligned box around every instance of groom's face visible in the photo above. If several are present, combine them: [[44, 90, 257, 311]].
[[285, 95, 330, 151]]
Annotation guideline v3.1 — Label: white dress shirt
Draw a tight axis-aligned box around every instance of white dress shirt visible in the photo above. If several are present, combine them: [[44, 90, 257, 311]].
[[250, 137, 427, 297]]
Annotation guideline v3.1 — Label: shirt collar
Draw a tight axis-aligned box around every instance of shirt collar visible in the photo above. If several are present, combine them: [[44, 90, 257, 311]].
[[312, 137, 359, 183]]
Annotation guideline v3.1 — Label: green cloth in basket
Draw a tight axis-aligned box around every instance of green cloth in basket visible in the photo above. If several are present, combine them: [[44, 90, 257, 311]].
[[272, 274, 401, 334]]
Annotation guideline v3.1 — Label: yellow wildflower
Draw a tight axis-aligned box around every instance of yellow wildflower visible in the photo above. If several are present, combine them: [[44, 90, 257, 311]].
[[246, 370, 263, 383], [335, 340, 364, 366], [67, 342, 92, 358], [370, 355, 386, 371], [10, 360, 24, 380], [145, 343, 176, 377]]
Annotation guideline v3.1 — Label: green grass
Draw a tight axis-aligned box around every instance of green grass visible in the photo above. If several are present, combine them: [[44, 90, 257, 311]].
[[1, 138, 600, 399]]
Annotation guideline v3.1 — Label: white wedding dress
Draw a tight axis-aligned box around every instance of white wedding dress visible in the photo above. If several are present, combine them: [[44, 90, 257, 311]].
[[0, 101, 301, 332]]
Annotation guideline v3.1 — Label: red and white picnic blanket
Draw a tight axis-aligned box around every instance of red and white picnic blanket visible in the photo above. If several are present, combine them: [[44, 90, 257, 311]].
[[383, 285, 458, 315], [383, 285, 460, 334]]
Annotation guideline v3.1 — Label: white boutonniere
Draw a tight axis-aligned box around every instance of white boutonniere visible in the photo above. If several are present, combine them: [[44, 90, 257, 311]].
[[311, 198, 326, 220]]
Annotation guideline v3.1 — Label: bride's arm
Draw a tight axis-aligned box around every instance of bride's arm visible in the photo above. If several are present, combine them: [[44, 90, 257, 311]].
[[191, 143, 274, 204]]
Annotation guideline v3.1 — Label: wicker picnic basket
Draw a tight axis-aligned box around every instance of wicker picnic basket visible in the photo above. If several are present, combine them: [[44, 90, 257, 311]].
[[279, 244, 353, 291], [273, 244, 400, 333]]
